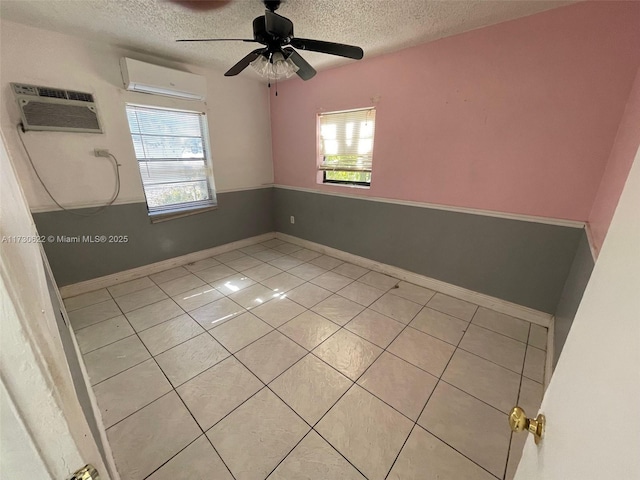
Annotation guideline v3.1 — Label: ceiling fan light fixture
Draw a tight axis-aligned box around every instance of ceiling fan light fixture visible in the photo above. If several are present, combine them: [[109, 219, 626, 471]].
[[250, 52, 299, 80]]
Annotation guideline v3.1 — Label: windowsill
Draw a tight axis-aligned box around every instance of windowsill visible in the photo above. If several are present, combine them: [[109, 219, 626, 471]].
[[320, 182, 371, 190], [149, 205, 218, 223]]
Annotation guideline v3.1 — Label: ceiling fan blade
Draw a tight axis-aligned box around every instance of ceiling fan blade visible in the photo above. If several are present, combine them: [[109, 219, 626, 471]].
[[176, 38, 258, 42], [290, 38, 363, 60], [265, 10, 293, 38], [225, 49, 265, 76], [284, 47, 316, 81], [167, 0, 232, 11]]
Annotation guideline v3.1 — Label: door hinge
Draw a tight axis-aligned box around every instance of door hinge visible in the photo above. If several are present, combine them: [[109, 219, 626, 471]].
[[68, 464, 99, 480]]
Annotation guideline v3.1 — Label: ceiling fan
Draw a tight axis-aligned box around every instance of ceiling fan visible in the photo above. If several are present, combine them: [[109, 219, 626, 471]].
[[175, 0, 364, 81]]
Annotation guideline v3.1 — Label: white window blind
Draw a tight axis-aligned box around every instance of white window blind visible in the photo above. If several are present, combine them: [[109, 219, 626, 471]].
[[318, 108, 376, 180], [126, 104, 216, 216]]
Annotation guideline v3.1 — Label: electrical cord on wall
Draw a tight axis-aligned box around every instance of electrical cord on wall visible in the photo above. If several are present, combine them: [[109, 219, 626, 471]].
[[16, 123, 121, 217]]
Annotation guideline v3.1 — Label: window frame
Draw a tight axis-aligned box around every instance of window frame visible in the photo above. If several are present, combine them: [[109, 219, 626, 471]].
[[317, 107, 376, 188], [125, 103, 217, 222]]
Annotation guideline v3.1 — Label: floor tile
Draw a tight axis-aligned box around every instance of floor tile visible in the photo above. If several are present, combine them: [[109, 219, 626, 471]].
[[523, 345, 545, 383], [309, 255, 344, 270], [242, 263, 283, 282], [107, 277, 155, 298], [240, 243, 268, 255], [358, 271, 398, 291], [286, 283, 332, 308], [155, 333, 229, 387], [261, 238, 285, 248], [418, 382, 510, 478], [332, 262, 369, 280], [472, 307, 530, 343], [147, 436, 233, 480], [518, 377, 544, 415], [313, 329, 382, 380], [125, 298, 184, 332], [268, 255, 305, 271], [442, 349, 520, 414], [93, 359, 172, 428], [107, 392, 200, 480], [252, 297, 306, 328], [311, 295, 364, 326], [75, 315, 134, 353], [505, 433, 527, 480], [370, 292, 422, 324], [207, 388, 309, 480], [316, 385, 413, 480], [177, 356, 262, 431], [388, 426, 496, 480], [528, 324, 548, 350], [289, 248, 323, 262], [171, 285, 223, 312], [184, 256, 220, 272], [68, 299, 122, 330], [251, 249, 285, 262], [272, 242, 303, 255], [288, 262, 327, 281], [345, 309, 404, 348], [337, 281, 386, 307], [427, 293, 478, 321], [210, 273, 256, 295], [410, 307, 469, 345], [279, 310, 340, 350], [310, 271, 354, 292], [209, 311, 272, 352], [64, 288, 111, 312], [214, 250, 248, 263], [138, 314, 204, 356], [270, 354, 352, 425], [157, 274, 205, 297], [388, 281, 436, 305], [190, 297, 246, 330], [459, 324, 526, 373], [357, 352, 437, 421], [236, 331, 306, 383], [261, 272, 305, 293], [84, 336, 150, 385], [387, 328, 455, 377], [149, 266, 190, 285], [193, 264, 237, 283], [269, 431, 365, 480], [115, 285, 168, 313], [225, 255, 264, 271], [229, 283, 279, 309]]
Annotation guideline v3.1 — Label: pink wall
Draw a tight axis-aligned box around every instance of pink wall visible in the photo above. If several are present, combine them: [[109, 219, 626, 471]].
[[588, 67, 640, 255], [271, 1, 640, 221]]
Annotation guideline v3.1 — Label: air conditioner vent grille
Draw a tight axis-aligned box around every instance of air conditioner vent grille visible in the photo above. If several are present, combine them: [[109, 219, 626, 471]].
[[37, 87, 67, 99], [22, 102, 101, 131], [67, 91, 94, 102]]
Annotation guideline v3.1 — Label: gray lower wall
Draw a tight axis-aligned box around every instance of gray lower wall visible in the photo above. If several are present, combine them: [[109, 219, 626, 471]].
[[552, 231, 594, 366], [33, 188, 274, 286], [274, 187, 584, 314]]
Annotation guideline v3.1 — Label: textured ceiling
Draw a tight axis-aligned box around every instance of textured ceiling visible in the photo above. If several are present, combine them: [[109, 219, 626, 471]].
[[0, 0, 573, 79]]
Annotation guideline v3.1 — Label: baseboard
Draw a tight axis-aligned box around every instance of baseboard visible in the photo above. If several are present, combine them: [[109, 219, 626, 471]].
[[59, 232, 276, 298], [276, 232, 553, 327], [544, 317, 555, 390]]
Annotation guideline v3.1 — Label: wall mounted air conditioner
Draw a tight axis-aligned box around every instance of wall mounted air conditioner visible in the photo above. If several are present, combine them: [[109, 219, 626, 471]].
[[11, 83, 103, 133], [120, 57, 207, 101]]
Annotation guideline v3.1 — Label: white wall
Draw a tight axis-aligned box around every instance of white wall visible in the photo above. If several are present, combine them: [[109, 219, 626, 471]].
[[0, 19, 273, 212]]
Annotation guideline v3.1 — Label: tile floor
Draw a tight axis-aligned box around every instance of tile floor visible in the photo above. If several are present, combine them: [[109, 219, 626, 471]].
[[65, 238, 547, 480]]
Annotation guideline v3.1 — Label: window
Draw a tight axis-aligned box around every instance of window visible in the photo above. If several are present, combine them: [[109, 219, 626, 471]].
[[318, 107, 376, 186], [125, 104, 216, 219]]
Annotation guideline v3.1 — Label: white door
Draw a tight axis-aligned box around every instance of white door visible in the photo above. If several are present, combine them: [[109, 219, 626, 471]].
[[0, 131, 116, 479], [515, 147, 640, 479]]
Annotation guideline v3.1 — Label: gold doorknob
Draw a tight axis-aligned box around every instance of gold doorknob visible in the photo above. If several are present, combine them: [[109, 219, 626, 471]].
[[509, 406, 545, 445]]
